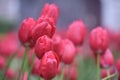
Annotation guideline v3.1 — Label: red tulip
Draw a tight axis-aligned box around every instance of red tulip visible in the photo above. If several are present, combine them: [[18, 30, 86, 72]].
[[0, 34, 18, 57], [59, 39, 76, 64], [100, 49, 114, 68], [41, 3, 59, 24], [39, 51, 59, 80], [67, 20, 86, 45], [31, 16, 55, 42], [89, 27, 109, 54], [35, 35, 52, 59], [52, 34, 62, 53], [18, 17, 36, 47]]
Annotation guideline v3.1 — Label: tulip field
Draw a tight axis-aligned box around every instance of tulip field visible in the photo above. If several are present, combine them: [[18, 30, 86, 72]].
[[0, 3, 119, 80]]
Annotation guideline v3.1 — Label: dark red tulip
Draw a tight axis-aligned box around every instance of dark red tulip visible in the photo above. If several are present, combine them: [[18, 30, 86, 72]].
[[35, 35, 52, 59], [89, 27, 109, 54], [100, 49, 114, 68], [59, 39, 76, 64], [41, 3, 59, 24], [67, 20, 86, 45], [39, 51, 59, 80], [18, 17, 36, 47], [31, 16, 55, 42]]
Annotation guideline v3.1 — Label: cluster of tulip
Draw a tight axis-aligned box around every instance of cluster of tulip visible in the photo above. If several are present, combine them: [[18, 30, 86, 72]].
[[0, 3, 120, 80]]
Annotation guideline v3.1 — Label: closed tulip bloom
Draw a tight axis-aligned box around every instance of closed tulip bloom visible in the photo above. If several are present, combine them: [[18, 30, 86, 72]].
[[59, 39, 76, 64], [52, 34, 62, 53], [31, 16, 55, 42], [41, 3, 59, 24], [18, 17, 36, 47], [35, 35, 52, 59], [89, 27, 109, 53], [39, 51, 59, 80], [100, 49, 114, 68], [67, 20, 86, 45]]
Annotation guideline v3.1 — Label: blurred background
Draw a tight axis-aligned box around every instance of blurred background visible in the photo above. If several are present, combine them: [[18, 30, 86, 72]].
[[0, 0, 120, 33]]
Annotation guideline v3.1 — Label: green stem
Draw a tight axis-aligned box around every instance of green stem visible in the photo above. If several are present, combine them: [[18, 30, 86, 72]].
[[2, 53, 16, 80], [18, 47, 29, 80], [107, 68, 110, 80], [102, 73, 116, 80], [38, 77, 41, 80], [59, 68, 64, 80], [97, 53, 100, 80], [28, 54, 35, 80]]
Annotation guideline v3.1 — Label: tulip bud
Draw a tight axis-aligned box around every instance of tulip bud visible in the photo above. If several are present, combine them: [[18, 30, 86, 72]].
[[39, 51, 59, 80], [31, 16, 55, 42], [59, 39, 76, 64], [100, 49, 114, 68], [41, 3, 59, 24], [18, 17, 36, 47], [35, 35, 52, 59], [67, 20, 86, 45], [89, 27, 109, 53], [52, 34, 62, 53]]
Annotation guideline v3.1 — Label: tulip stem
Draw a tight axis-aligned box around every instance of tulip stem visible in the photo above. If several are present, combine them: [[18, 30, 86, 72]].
[[18, 47, 29, 80], [59, 68, 64, 80], [28, 54, 35, 80], [107, 68, 110, 80], [102, 73, 117, 80], [97, 53, 100, 80]]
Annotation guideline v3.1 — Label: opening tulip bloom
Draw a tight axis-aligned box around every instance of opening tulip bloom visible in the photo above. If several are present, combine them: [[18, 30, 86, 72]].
[[18, 17, 36, 47], [39, 51, 59, 80], [31, 16, 55, 42], [41, 3, 59, 24], [59, 39, 76, 64], [89, 27, 109, 54], [35, 35, 53, 59], [67, 20, 86, 45]]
